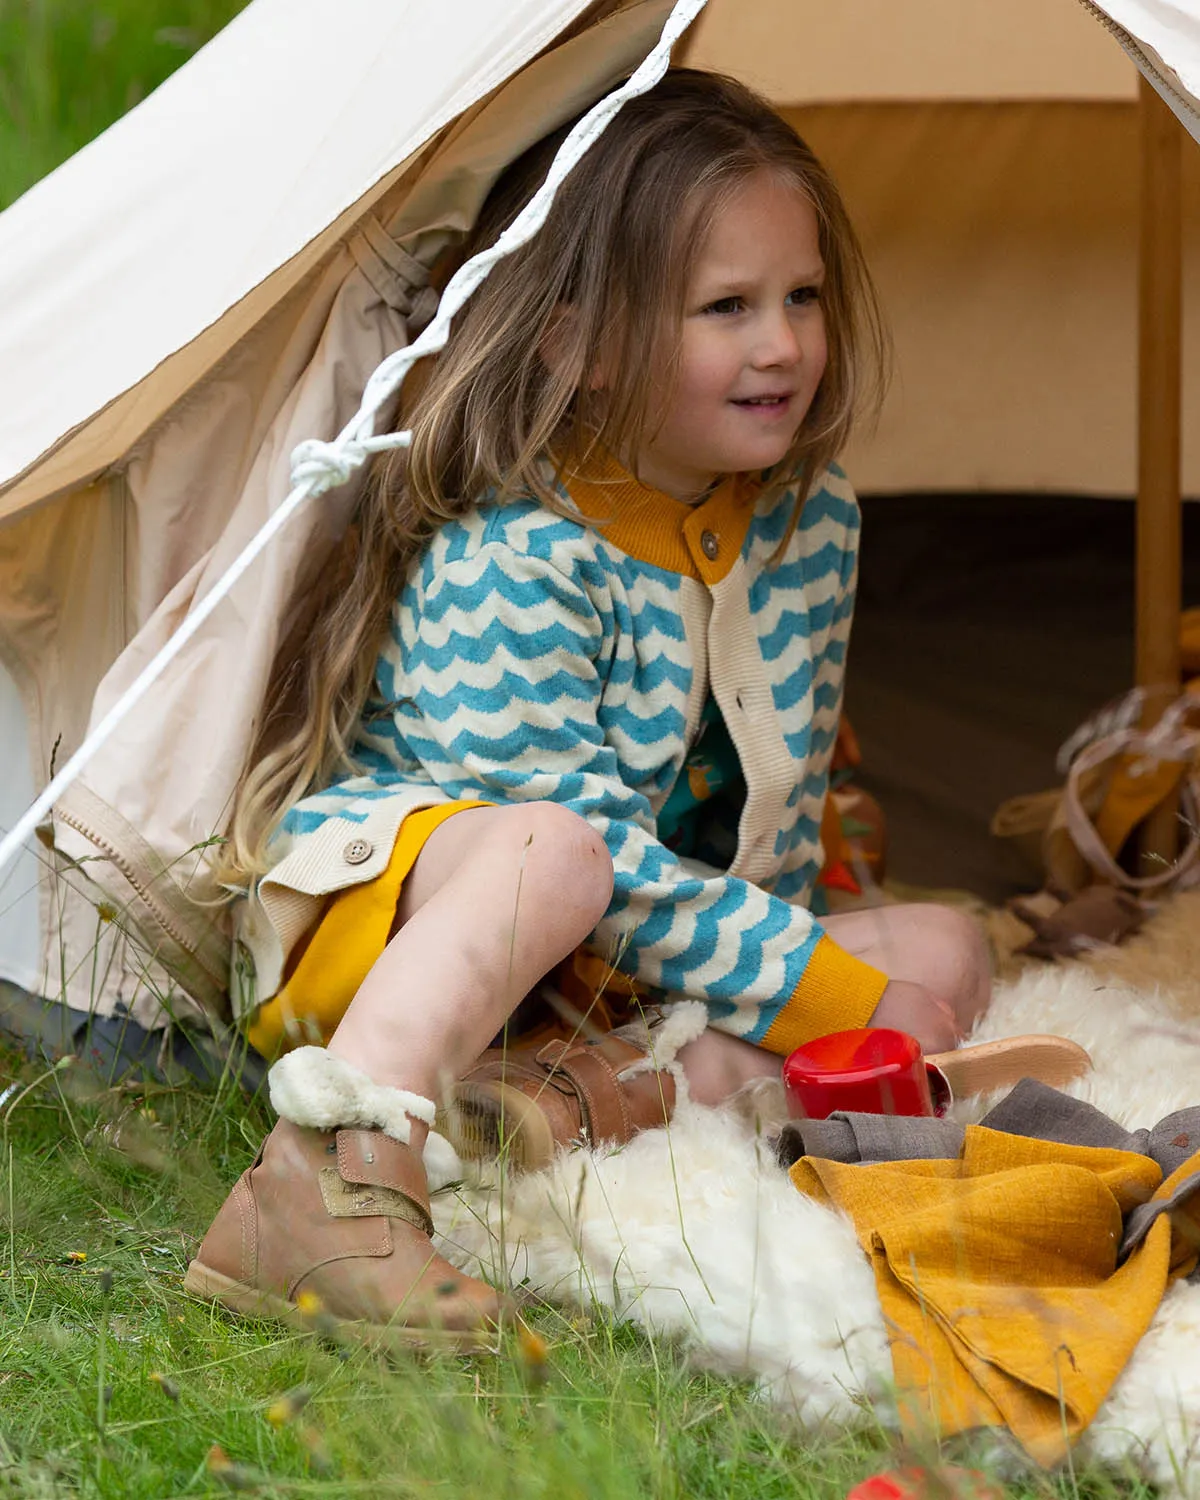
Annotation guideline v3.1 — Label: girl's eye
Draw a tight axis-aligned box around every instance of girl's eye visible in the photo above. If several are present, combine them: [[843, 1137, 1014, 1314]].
[[786, 285, 821, 307], [703, 296, 743, 316]]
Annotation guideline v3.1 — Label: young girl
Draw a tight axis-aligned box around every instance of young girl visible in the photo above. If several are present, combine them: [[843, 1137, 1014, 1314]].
[[186, 70, 991, 1345]]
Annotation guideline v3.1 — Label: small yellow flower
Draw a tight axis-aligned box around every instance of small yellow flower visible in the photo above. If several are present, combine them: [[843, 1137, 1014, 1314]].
[[516, 1321, 549, 1384], [206, 1444, 266, 1490], [66, 1251, 87, 1264], [265, 1386, 311, 1428], [295, 1290, 322, 1316], [149, 1371, 180, 1402], [205, 1445, 232, 1474]]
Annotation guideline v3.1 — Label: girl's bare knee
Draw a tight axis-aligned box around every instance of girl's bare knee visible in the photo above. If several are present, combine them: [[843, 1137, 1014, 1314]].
[[923, 906, 992, 1029], [490, 801, 614, 928]]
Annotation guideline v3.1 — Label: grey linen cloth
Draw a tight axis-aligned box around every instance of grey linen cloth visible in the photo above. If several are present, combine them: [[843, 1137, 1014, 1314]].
[[776, 1078, 1200, 1263]]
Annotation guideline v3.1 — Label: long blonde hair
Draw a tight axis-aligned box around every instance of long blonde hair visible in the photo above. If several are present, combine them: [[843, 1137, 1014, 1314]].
[[220, 69, 887, 886]]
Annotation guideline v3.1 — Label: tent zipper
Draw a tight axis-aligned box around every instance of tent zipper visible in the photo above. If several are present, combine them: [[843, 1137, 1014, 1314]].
[[1074, 0, 1200, 130], [53, 803, 225, 997]]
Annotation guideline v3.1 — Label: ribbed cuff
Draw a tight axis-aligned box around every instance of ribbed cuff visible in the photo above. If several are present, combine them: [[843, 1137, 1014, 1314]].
[[759, 935, 889, 1055]]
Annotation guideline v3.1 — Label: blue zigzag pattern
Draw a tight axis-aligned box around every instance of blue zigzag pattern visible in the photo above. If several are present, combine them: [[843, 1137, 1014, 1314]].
[[274, 469, 865, 1043]]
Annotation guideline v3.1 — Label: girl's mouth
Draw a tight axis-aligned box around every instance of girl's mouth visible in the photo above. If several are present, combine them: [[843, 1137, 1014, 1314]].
[[732, 394, 792, 412]]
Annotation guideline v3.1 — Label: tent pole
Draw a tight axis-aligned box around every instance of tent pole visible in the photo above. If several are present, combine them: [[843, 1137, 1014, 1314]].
[[1135, 75, 1183, 873]]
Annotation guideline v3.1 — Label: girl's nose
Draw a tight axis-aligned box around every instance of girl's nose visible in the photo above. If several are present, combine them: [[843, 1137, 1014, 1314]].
[[751, 309, 802, 368]]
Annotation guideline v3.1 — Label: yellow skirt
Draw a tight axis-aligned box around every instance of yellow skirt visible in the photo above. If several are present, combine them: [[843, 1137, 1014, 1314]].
[[246, 801, 485, 1058]]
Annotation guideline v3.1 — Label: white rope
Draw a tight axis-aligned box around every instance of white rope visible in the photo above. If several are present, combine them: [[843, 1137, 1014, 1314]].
[[0, 0, 708, 885], [290, 0, 707, 485]]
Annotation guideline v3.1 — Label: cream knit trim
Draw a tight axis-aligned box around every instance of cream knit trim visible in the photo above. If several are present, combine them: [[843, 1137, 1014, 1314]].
[[616, 1000, 708, 1095], [268, 1046, 462, 1188]]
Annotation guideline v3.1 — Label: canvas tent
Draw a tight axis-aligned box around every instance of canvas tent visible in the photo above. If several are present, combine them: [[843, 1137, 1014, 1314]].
[[0, 0, 1197, 1028]]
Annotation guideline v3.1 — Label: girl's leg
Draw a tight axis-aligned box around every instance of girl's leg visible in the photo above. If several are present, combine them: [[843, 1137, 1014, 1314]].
[[678, 903, 992, 1105], [186, 802, 612, 1339], [678, 1027, 783, 1105], [328, 801, 615, 1133], [822, 902, 992, 1034]]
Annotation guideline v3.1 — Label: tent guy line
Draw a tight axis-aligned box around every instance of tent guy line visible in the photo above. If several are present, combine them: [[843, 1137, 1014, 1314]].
[[0, 0, 707, 890], [290, 0, 704, 490]]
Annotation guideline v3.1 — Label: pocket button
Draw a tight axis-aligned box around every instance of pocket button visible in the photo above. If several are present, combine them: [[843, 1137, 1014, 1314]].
[[342, 837, 373, 865]]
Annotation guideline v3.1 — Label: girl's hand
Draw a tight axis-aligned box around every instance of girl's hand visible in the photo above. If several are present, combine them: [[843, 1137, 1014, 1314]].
[[868, 979, 962, 1057]]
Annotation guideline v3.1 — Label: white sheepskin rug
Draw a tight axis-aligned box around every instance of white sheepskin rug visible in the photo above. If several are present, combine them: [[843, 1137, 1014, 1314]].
[[432, 893, 1200, 1490]]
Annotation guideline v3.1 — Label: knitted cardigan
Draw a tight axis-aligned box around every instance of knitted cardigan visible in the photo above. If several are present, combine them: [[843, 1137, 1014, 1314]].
[[236, 456, 889, 1051]]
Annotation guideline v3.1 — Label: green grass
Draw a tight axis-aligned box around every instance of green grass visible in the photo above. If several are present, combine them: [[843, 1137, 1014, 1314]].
[[0, 0, 249, 209], [0, 1048, 897, 1498], [0, 1044, 1166, 1499]]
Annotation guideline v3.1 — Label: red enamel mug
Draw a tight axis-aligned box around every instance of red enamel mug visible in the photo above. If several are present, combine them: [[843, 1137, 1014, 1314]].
[[782, 1027, 952, 1120]]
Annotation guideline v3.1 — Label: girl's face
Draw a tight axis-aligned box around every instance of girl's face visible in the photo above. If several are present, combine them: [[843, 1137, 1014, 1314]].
[[632, 170, 828, 503]]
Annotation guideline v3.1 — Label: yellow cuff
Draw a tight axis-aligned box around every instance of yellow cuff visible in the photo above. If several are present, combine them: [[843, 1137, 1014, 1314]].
[[759, 934, 889, 1055]]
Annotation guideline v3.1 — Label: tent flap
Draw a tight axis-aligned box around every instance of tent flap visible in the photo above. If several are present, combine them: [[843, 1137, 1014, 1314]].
[[0, 0, 606, 517]]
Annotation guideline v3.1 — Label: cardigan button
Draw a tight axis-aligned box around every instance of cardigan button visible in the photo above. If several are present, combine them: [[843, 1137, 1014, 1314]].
[[342, 837, 373, 865], [699, 529, 719, 561]]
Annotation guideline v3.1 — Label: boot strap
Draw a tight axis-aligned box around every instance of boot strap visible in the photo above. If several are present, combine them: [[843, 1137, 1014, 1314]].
[[536, 1039, 635, 1146], [318, 1168, 434, 1237]]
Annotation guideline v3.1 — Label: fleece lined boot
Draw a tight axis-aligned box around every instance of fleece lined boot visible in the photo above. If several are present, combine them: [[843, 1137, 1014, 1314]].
[[183, 1048, 501, 1349], [444, 1002, 708, 1171]]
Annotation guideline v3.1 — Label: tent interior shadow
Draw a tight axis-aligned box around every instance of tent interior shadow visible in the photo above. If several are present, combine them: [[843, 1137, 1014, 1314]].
[[848, 492, 1200, 902]]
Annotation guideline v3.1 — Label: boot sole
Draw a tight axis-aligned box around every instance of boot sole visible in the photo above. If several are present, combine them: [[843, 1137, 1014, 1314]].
[[441, 1083, 558, 1172], [182, 1260, 499, 1352]]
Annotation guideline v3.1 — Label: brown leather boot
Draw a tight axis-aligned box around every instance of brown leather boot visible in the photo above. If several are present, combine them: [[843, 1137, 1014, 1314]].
[[444, 1003, 708, 1171], [184, 1051, 502, 1350]]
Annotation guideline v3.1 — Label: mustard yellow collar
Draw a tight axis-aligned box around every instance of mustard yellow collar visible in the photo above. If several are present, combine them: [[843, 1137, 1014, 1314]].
[[557, 450, 760, 584]]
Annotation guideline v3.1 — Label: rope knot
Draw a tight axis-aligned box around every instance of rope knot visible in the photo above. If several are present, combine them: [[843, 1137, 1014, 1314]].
[[289, 437, 369, 495]]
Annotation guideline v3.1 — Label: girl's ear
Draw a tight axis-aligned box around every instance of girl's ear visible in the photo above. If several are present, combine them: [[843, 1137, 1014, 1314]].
[[540, 305, 608, 391]]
